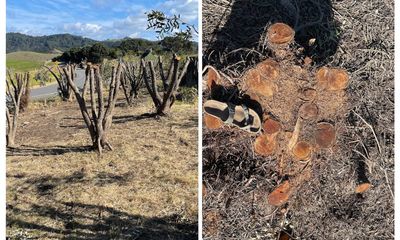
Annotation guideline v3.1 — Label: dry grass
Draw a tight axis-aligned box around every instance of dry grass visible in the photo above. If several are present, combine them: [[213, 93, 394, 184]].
[[202, 0, 394, 239], [6, 94, 198, 239]]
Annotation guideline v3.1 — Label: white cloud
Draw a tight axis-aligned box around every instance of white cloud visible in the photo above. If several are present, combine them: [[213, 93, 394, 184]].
[[113, 15, 147, 30], [129, 32, 140, 38], [7, 0, 198, 40], [64, 22, 103, 34], [159, 0, 198, 22]]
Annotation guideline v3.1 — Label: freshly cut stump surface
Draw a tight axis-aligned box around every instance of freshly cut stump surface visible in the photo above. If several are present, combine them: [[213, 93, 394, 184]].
[[293, 141, 312, 160], [204, 113, 223, 129], [263, 118, 281, 135], [267, 180, 292, 206], [316, 67, 349, 91], [254, 134, 277, 156], [315, 122, 336, 148], [267, 23, 295, 44]]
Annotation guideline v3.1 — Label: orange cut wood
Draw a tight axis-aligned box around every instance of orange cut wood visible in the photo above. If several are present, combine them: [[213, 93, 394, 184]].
[[299, 103, 319, 120], [257, 59, 280, 81], [206, 66, 221, 90], [268, 180, 292, 206], [244, 68, 275, 97], [263, 118, 281, 134], [355, 183, 371, 193], [204, 113, 223, 129], [315, 122, 336, 148], [267, 23, 295, 44], [254, 134, 276, 156], [316, 67, 349, 91], [293, 141, 312, 160]]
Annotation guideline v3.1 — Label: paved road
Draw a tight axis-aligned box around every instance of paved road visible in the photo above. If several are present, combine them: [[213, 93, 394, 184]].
[[31, 68, 86, 99]]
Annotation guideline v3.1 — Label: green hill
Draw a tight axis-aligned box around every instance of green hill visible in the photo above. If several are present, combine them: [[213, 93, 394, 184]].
[[6, 33, 97, 53], [6, 51, 58, 72]]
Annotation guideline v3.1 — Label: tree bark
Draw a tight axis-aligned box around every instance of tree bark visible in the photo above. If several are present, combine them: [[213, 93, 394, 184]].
[[157, 57, 190, 115], [66, 62, 122, 154], [65, 66, 97, 145], [46, 64, 75, 101], [143, 55, 190, 115], [6, 72, 27, 147], [6, 108, 15, 147], [142, 59, 162, 108], [121, 61, 144, 106]]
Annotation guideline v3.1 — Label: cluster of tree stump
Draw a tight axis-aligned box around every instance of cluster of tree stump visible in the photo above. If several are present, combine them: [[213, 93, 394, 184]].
[[203, 22, 364, 207]]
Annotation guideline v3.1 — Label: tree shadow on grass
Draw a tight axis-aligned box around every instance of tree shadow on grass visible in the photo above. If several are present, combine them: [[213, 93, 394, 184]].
[[9, 171, 135, 196], [10, 170, 136, 197], [6, 145, 93, 157], [59, 124, 87, 130], [167, 117, 198, 130], [7, 201, 197, 240], [8, 170, 197, 239], [112, 113, 159, 124], [62, 117, 82, 120], [204, 0, 339, 69]]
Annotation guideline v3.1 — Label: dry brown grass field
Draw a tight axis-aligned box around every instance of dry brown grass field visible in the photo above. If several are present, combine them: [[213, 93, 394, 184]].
[[6, 93, 198, 239]]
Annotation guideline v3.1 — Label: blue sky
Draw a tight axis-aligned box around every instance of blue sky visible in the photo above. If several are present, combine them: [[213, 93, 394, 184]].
[[6, 0, 198, 40]]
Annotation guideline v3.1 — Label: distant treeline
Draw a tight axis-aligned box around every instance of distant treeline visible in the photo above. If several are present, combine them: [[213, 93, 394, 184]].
[[53, 36, 196, 63], [7, 33, 98, 53], [6, 33, 198, 63]]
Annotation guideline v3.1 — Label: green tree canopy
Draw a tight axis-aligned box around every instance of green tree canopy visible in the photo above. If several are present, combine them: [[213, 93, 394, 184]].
[[88, 43, 109, 63]]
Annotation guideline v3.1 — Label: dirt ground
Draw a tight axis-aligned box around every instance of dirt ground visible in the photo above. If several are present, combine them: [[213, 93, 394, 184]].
[[202, 0, 394, 239], [6, 93, 198, 239]]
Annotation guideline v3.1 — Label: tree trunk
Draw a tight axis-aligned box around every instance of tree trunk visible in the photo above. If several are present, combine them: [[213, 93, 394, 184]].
[[6, 72, 27, 147], [143, 55, 190, 115], [142, 60, 162, 108], [157, 57, 190, 115], [6, 108, 16, 147], [66, 62, 122, 154], [46, 65, 76, 101]]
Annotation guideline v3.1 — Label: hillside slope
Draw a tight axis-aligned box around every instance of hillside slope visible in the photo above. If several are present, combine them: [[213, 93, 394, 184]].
[[6, 51, 59, 72], [6, 33, 97, 53]]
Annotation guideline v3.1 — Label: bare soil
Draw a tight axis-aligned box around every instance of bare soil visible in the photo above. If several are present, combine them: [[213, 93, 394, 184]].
[[7, 94, 198, 239], [202, 0, 394, 239]]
